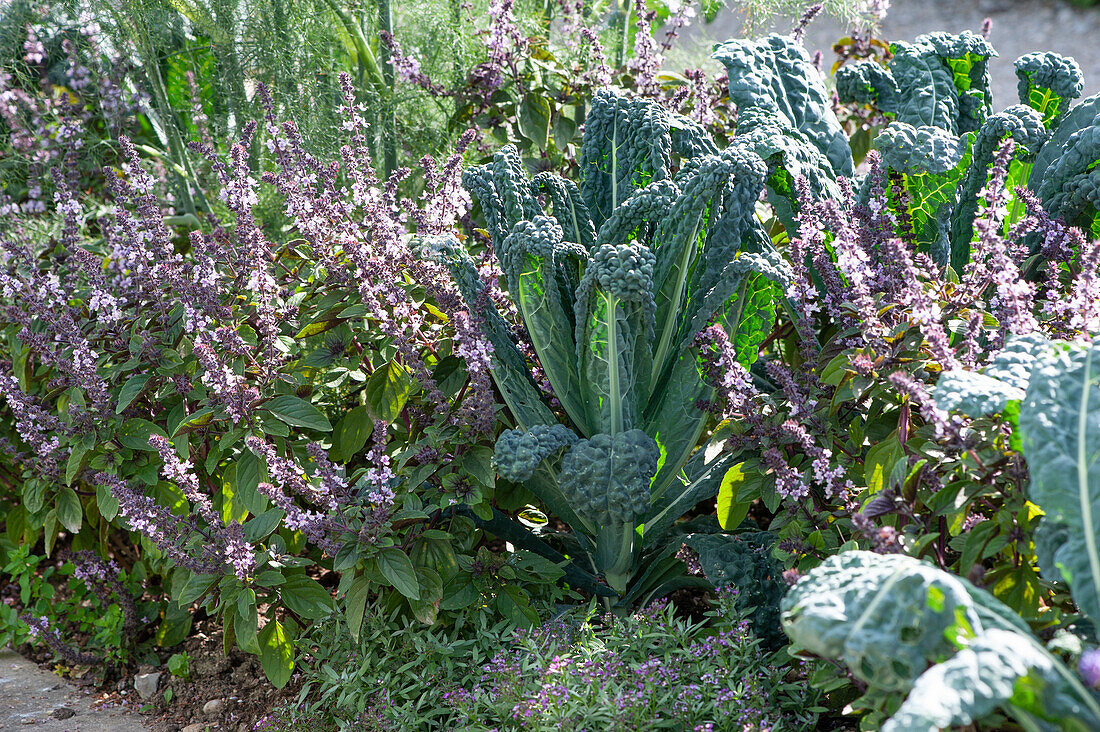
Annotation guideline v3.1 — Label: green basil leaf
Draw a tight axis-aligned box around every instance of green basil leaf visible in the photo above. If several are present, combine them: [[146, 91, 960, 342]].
[[278, 574, 333, 620], [264, 395, 331, 432], [258, 619, 294, 688], [343, 574, 370, 643], [121, 418, 169, 450], [56, 487, 82, 534], [377, 546, 419, 600], [116, 374, 151, 414]]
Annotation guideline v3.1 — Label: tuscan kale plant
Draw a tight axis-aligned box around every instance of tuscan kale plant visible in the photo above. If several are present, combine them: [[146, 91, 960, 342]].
[[837, 31, 1100, 268], [788, 332, 1100, 726], [439, 32, 856, 606], [939, 333, 1100, 626], [783, 550, 1100, 732]]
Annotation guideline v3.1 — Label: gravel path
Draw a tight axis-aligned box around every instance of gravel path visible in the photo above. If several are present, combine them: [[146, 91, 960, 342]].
[[687, 0, 1100, 109], [0, 649, 146, 731]]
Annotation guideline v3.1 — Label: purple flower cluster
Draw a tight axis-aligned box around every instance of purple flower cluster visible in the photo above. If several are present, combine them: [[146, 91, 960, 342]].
[[556, 0, 586, 49], [257, 76, 497, 440], [360, 420, 396, 507], [693, 325, 756, 419], [764, 140, 1100, 529], [963, 141, 1038, 342], [777, 419, 851, 500], [145, 433, 256, 580], [0, 375, 67, 479], [851, 510, 905, 554], [444, 600, 809, 729], [578, 28, 613, 88], [484, 0, 526, 89], [246, 436, 340, 553], [618, 0, 724, 124], [0, 191, 112, 412], [792, 4, 824, 43], [1080, 649, 1100, 687], [243, 431, 398, 557], [627, 0, 662, 97], [149, 434, 217, 524], [793, 168, 959, 363], [221, 521, 255, 583], [1, 21, 141, 213], [192, 341, 259, 424], [71, 550, 139, 631], [20, 613, 102, 666], [246, 436, 338, 511], [97, 471, 225, 576], [694, 325, 852, 502], [1012, 188, 1100, 338], [412, 129, 476, 235], [23, 613, 49, 639], [888, 370, 966, 447]]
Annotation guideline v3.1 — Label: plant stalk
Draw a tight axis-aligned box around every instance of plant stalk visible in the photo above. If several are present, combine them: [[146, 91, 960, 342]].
[[377, 0, 398, 179]]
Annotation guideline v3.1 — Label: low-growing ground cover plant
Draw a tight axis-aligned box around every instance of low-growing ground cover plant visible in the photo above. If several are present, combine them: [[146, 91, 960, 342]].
[[0, 545, 147, 669], [443, 588, 822, 731], [275, 587, 822, 730]]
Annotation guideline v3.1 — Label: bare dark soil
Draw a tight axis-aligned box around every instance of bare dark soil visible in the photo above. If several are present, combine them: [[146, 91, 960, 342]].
[[141, 620, 301, 732]]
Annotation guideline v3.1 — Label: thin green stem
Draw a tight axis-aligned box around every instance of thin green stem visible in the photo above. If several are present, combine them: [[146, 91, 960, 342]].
[[378, 0, 397, 178]]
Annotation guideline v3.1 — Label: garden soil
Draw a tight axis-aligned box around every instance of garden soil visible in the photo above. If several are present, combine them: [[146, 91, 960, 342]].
[[139, 623, 301, 732], [690, 0, 1100, 105]]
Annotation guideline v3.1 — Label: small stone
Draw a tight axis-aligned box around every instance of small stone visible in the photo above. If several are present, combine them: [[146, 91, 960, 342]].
[[52, 707, 76, 720], [133, 671, 162, 700], [202, 698, 225, 717], [182, 725, 207, 732]]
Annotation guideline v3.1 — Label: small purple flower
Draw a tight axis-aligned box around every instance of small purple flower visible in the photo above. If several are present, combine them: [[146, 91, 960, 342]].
[[1080, 649, 1100, 687], [97, 472, 222, 574], [20, 614, 101, 665], [222, 521, 255, 581], [888, 370, 964, 443], [71, 550, 140, 631], [578, 28, 612, 88], [24, 614, 48, 639], [149, 433, 217, 525]]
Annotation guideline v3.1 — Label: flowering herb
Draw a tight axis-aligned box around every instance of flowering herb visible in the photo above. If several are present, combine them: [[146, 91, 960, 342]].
[[287, 588, 820, 730], [444, 590, 821, 731], [0, 71, 560, 687]]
